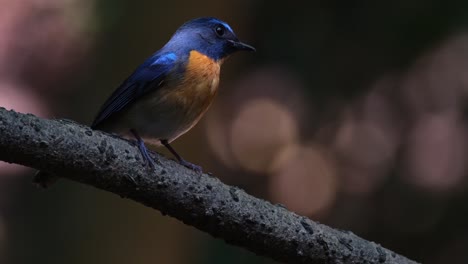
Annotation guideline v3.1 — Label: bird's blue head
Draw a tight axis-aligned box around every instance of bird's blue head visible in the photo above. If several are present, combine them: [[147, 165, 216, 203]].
[[165, 17, 255, 61]]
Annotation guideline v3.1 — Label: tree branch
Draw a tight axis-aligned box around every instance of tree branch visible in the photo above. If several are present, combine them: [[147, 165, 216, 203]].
[[0, 107, 418, 264]]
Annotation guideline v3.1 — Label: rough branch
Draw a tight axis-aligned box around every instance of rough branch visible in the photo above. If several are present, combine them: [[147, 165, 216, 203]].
[[0, 107, 418, 264]]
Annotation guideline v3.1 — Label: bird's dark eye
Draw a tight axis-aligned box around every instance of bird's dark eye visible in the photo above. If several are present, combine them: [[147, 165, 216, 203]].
[[215, 25, 225, 37]]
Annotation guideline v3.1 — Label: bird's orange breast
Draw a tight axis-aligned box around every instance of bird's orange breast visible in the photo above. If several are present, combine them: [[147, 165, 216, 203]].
[[169, 50, 220, 110], [182, 50, 221, 95], [160, 50, 221, 137]]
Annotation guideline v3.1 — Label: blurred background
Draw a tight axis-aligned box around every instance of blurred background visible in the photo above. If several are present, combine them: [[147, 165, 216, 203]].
[[1, 0, 468, 263]]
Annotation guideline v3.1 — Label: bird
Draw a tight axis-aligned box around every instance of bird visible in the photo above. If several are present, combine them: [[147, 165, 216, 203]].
[[34, 17, 255, 187]]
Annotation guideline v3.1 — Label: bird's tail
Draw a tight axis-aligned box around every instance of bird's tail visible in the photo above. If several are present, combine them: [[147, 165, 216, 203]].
[[33, 170, 59, 188]]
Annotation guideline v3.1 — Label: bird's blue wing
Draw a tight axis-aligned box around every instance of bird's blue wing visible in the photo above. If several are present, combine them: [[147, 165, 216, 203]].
[[91, 52, 178, 128]]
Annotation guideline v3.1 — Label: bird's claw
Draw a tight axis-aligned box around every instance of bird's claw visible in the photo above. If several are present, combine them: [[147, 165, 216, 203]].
[[179, 159, 203, 173]]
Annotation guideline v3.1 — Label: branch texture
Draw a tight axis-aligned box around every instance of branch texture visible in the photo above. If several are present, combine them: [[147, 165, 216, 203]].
[[0, 107, 418, 264]]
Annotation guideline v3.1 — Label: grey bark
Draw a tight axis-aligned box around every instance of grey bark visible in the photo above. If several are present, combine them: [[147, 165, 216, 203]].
[[0, 107, 418, 264]]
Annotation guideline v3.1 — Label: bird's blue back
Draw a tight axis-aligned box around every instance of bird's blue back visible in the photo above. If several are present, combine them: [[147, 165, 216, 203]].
[[91, 51, 180, 128]]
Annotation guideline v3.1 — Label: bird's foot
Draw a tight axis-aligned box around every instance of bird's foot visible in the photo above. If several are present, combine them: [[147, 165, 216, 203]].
[[130, 129, 158, 169], [137, 140, 158, 169], [179, 159, 203, 173], [160, 139, 202, 173]]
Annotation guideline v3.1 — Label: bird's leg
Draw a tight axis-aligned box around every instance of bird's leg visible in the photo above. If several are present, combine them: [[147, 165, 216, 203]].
[[130, 129, 156, 169], [161, 139, 202, 173]]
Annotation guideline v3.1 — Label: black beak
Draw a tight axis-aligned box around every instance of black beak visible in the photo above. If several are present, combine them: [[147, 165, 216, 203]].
[[230, 40, 256, 52]]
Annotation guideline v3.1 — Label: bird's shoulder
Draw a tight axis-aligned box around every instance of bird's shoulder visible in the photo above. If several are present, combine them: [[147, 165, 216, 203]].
[[132, 51, 180, 78]]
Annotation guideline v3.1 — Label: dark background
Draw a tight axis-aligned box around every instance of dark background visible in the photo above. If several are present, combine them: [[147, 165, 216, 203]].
[[1, 1, 468, 263]]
